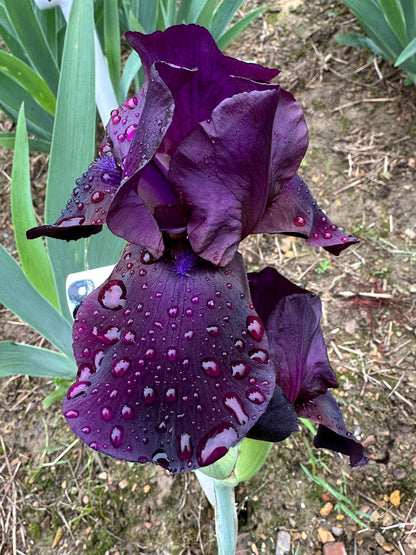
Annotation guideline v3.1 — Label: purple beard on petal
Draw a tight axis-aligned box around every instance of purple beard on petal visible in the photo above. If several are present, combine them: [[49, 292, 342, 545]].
[[63, 241, 298, 473]]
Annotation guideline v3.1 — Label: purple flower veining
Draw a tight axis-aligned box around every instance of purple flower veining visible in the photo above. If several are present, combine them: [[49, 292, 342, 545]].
[[27, 24, 366, 473]]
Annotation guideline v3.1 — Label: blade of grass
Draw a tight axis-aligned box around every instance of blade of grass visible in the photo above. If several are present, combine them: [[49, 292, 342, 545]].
[[196, 0, 217, 28], [11, 104, 60, 308], [4, 0, 59, 93], [0, 50, 56, 115], [0, 5, 29, 63], [0, 341, 76, 379], [45, 0, 96, 321], [210, 0, 244, 40], [395, 36, 416, 65], [0, 244, 73, 356], [104, 0, 121, 103], [0, 132, 50, 153], [0, 73, 54, 139], [120, 50, 142, 101], [379, 0, 408, 47], [217, 6, 266, 50]]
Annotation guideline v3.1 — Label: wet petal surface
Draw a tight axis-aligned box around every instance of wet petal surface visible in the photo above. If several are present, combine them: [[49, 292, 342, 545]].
[[296, 392, 368, 467], [253, 174, 358, 255], [63, 244, 276, 472], [26, 157, 122, 241]]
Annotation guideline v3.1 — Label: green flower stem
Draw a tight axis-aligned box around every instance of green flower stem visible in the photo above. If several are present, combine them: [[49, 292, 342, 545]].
[[195, 470, 238, 555], [34, 0, 118, 122]]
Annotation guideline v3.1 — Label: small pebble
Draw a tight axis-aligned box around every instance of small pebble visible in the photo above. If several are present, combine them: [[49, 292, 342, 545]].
[[275, 530, 291, 555]]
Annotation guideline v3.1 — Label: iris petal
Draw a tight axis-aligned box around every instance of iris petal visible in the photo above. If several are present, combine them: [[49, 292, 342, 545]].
[[63, 243, 278, 472], [170, 87, 307, 266], [296, 393, 368, 467], [249, 266, 365, 466], [253, 174, 358, 255], [26, 157, 121, 241]]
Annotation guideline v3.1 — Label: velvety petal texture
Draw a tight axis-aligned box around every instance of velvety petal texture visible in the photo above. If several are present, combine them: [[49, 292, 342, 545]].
[[249, 267, 366, 467], [26, 157, 121, 241], [25, 23, 366, 472], [63, 242, 298, 472]]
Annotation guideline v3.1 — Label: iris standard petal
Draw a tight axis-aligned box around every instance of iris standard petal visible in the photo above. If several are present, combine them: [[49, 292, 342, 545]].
[[63, 243, 277, 473], [253, 174, 358, 255], [250, 267, 338, 402], [26, 156, 121, 241], [296, 393, 368, 467], [126, 25, 279, 84], [170, 89, 280, 266]]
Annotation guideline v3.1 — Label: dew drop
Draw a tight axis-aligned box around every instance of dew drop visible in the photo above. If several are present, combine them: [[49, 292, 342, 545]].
[[110, 425, 124, 447], [101, 406, 112, 420], [125, 123, 137, 140], [178, 433, 193, 460], [125, 96, 138, 109], [121, 404, 134, 419], [168, 306, 179, 317], [230, 361, 251, 379], [91, 191, 105, 203], [246, 387, 266, 404], [206, 325, 221, 336], [201, 358, 220, 377], [223, 393, 249, 425], [109, 389, 119, 399], [341, 236, 349, 243], [197, 422, 238, 466], [143, 386, 156, 404], [191, 295, 200, 304], [166, 347, 178, 362], [152, 449, 170, 470], [64, 409, 79, 419], [294, 215, 306, 227], [145, 348, 155, 359], [246, 316, 264, 341], [184, 330, 194, 340], [98, 280, 126, 310], [234, 338, 245, 352], [248, 348, 269, 364], [67, 381, 90, 400], [111, 358, 131, 377], [165, 387, 177, 402], [122, 330, 136, 344], [206, 299, 215, 308], [81, 426, 91, 434]]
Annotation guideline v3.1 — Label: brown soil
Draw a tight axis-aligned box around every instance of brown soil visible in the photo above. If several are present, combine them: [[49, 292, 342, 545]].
[[1, 1, 416, 554]]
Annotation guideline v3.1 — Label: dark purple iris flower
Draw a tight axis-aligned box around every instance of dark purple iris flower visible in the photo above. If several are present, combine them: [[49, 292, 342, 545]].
[[27, 24, 365, 473]]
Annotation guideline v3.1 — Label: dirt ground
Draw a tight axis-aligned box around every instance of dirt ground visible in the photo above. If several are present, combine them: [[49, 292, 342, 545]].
[[1, 0, 416, 553]]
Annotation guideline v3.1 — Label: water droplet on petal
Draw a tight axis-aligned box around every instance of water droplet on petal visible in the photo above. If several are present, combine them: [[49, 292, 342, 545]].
[[67, 381, 90, 400], [152, 449, 170, 470], [168, 306, 179, 317], [98, 280, 126, 310], [110, 425, 124, 447], [341, 236, 349, 243], [234, 338, 245, 352], [125, 123, 137, 141], [111, 358, 131, 377], [294, 216, 306, 226], [91, 191, 105, 203], [246, 387, 266, 404], [191, 295, 200, 304], [201, 358, 220, 377], [230, 361, 250, 379], [178, 433, 193, 460], [143, 386, 156, 404], [121, 404, 134, 419], [197, 422, 238, 466], [206, 325, 221, 336], [248, 349, 269, 364], [81, 426, 91, 434], [166, 347, 178, 361], [78, 364, 93, 379], [165, 387, 177, 402], [206, 299, 215, 308], [101, 406, 112, 420], [323, 232, 332, 239], [246, 316, 264, 341], [223, 393, 249, 425], [64, 409, 79, 419], [122, 330, 136, 344]]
